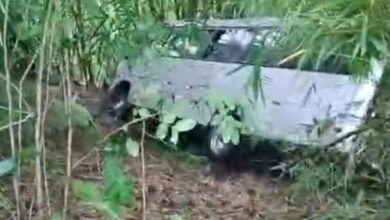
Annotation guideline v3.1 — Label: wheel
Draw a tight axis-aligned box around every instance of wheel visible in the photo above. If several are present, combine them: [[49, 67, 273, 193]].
[[99, 80, 132, 122], [207, 126, 234, 159]]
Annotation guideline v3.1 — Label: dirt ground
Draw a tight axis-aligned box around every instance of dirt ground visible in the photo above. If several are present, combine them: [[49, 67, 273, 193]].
[[0, 85, 314, 220], [75, 86, 315, 220], [69, 143, 294, 220]]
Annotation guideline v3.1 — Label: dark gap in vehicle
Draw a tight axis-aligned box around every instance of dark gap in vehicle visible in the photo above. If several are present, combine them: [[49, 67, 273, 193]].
[[169, 26, 353, 75]]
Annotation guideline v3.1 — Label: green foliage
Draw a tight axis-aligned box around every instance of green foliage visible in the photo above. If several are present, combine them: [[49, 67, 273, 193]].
[[173, 118, 197, 132], [246, 48, 266, 103], [103, 157, 135, 211], [287, 135, 390, 218], [170, 118, 197, 144], [149, 91, 245, 147], [282, 0, 390, 76], [208, 93, 243, 145], [169, 213, 187, 220], [290, 156, 345, 199], [137, 108, 152, 119], [104, 138, 129, 156], [49, 212, 63, 220], [156, 111, 197, 145], [18, 146, 36, 166], [72, 156, 135, 219], [162, 112, 177, 124], [48, 100, 94, 129], [125, 137, 140, 157], [156, 122, 170, 140], [0, 158, 14, 178], [72, 180, 102, 202]]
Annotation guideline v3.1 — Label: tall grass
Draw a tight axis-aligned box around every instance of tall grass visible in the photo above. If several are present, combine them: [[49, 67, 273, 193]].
[[283, 0, 390, 77]]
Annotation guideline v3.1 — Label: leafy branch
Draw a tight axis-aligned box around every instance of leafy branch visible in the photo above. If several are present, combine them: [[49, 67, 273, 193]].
[[207, 93, 244, 145]]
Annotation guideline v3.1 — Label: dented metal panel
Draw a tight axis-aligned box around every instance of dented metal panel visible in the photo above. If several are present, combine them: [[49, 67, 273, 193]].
[[123, 57, 384, 147]]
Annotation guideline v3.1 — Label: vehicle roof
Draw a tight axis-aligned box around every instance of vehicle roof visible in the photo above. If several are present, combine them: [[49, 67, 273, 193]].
[[164, 17, 283, 30]]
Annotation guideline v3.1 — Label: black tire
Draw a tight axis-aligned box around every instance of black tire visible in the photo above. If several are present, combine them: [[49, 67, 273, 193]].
[[207, 126, 234, 159], [99, 80, 132, 122]]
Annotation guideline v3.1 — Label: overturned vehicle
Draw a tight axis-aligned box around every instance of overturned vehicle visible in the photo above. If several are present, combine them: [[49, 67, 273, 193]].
[[101, 17, 385, 171]]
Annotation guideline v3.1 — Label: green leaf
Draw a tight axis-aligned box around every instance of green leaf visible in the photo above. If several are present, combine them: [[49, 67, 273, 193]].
[[125, 138, 139, 157], [219, 115, 243, 144], [103, 157, 124, 187], [359, 14, 368, 56], [370, 37, 390, 57], [138, 108, 151, 118], [223, 97, 236, 111], [0, 158, 14, 178], [162, 113, 176, 124], [156, 123, 169, 140], [132, 108, 138, 117], [222, 127, 232, 144], [173, 118, 197, 132], [221, 119, 231, 143], [207, 91, 225, 111], [104, 141, 120, 152], [103, 157, 134, 206], [170, 127, 179, 145], [231, 129, 240, 145], [72, 180, 102, 202], [234, 119, 243, 128]]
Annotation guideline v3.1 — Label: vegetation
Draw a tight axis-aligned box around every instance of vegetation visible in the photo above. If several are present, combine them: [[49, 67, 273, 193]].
[[0, 0, 389, 219]]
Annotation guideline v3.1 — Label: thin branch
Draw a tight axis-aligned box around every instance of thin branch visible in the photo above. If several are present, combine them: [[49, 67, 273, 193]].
[[28, 197, 35, 220], [73, 116, 160, 171], [2, 0, 20, 218], [34, 1, 54, 217], [0, 105, 32, 115], [17, 45, 38, 220], [62, 49, 74, 219], [0, 71, 34, 111], [18, 53, 38, 149], [100, 114, 157, 143], [41, 9, 57, 216], [324, 126, 369, 149], [0, 114, 34, 132], [71, 147, 98, 170], [277, 49, 306, 66], [141, 120, 147, 220]]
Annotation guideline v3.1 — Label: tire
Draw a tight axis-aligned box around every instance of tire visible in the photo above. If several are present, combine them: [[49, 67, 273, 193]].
[[207, 126, 234, 159], [99, 80, 132, 122]]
